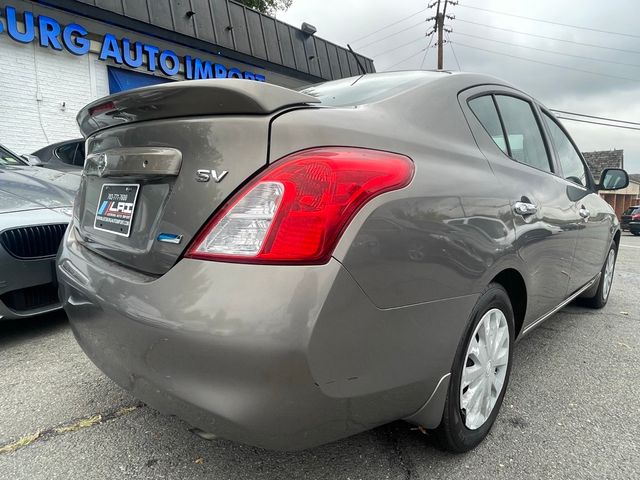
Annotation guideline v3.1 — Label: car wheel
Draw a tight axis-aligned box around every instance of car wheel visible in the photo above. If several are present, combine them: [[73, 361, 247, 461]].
[[583, 245, 617, 309], [434, 283, 514, 453]]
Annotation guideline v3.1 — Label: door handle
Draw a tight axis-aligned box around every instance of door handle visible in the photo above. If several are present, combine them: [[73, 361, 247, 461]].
[[579, 206, 590, 219], [514, 201, 538, 216]]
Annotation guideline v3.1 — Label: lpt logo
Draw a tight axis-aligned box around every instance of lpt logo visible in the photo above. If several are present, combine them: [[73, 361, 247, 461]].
[[0, 5, 266, 81]]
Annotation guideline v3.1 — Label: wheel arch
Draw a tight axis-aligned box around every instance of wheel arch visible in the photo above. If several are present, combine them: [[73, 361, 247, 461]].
[[613, 229, 621, 249], [491, 268, 527, 339]]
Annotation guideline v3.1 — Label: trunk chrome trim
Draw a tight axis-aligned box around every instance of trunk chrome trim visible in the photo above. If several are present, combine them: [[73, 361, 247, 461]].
[[85, 147, 182, 177], [521, 274, 599, 336]]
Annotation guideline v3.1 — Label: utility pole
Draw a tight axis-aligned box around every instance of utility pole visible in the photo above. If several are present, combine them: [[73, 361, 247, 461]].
[[436, 1, 445, 70], [430, 0, 456, 70]]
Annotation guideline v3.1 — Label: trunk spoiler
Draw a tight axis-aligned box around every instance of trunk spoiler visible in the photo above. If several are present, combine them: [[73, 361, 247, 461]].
[[77, 79, 320, 137]]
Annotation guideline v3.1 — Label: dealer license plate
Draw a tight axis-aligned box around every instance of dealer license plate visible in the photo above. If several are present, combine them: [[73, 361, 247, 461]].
[[93, 184, 140, 237]]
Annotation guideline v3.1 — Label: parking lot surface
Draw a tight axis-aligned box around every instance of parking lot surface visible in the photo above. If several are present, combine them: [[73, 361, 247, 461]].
[[1, 234, 639, 480]]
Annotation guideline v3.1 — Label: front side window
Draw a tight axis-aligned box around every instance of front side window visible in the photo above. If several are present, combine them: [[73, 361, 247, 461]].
[[468, 95, 508, 155], [543, 113, 588, 187], [495, 95, 551, 173]]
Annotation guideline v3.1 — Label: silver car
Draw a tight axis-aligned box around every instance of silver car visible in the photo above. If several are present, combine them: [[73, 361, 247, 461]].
[[57, 72, 628, 452], [0, 144, 78, 320]]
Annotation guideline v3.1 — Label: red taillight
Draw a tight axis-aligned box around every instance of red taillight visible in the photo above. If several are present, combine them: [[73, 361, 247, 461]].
[[89, 101, 117, 117], [632, 214, 640, 220], [185, 147, 414, 264]]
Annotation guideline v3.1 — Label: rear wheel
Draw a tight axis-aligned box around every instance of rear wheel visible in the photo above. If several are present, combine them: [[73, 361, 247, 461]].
[[583, 245, 617, 309], [434, 283, 514, 453]]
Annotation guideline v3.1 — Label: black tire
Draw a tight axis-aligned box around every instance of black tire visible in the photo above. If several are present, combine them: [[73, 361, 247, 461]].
[[434, 283, 515, 453], [582, 244, 617, 309]]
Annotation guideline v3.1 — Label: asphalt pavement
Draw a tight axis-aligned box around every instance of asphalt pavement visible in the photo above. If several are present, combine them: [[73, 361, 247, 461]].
[[1, 234, 639, 479]]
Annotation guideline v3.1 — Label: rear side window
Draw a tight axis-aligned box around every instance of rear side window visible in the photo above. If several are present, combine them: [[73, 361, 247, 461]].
[[495, 95, 551, 173], [542, 113, 588, 187], [73, 143, 85, 166], [468, 96, 508, 155], [56, 143, 78, 165]]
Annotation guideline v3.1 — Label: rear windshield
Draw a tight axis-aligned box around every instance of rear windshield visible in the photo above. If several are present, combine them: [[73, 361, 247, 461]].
[[624, 207, 640, 215], [299, 71, 444, 107]]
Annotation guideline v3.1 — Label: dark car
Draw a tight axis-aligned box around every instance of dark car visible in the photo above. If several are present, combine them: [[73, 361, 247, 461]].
[[32, 138, 85, 174], [624, 206, 640, 235], [57, 72, 629, 453], [621, 205, 640, 231], [0, 143, 79, 320]]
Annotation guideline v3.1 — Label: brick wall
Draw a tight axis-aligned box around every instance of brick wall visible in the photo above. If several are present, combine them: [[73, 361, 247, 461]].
[[0, 36, 109, 155]]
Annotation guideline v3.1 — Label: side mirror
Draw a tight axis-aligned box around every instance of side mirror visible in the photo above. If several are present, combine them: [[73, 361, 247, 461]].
[[597, 168, 629, 191], [22, 154, 43, 167]]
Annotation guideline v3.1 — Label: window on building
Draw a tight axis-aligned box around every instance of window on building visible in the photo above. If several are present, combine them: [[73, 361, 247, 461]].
[[494, 95, 551, 173], [542, 112, 588, 187], [468, 95, 508, 155]]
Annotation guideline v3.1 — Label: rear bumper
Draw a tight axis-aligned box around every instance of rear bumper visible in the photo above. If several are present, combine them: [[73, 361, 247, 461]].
[[57, 227, 476, 450], [629, 222, 640, 233]]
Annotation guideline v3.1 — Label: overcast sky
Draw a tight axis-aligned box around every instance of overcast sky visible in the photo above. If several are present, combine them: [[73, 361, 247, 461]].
[[278, 0, 640, 173]]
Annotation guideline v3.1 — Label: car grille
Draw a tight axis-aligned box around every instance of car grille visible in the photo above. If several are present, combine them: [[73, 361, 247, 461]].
[[0, 282, 59, 312], [0, 224, 68, 259]]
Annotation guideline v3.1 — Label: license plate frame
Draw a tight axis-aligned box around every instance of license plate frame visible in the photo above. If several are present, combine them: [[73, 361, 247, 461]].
[[93, 183, 140, 237]]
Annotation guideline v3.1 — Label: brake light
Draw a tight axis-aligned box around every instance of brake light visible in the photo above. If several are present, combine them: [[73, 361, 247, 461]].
[[89, 101, 116, 117], [186, 147, 414, 264], [632, 214, 640, 220]]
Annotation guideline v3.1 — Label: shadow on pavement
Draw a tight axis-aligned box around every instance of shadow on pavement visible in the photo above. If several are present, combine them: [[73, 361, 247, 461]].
[[0, 310, 68, 348]]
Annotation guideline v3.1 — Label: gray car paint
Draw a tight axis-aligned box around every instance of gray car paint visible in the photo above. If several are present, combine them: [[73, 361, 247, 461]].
[[0, 162, 78, 320], [58, 72, 621, 450]]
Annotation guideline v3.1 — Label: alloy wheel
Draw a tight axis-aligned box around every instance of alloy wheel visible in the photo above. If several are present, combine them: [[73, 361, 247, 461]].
[[460, 308, 510, 430]]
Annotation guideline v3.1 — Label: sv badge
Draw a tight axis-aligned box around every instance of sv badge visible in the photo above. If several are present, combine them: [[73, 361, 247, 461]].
[[196, 169, 229, 183]]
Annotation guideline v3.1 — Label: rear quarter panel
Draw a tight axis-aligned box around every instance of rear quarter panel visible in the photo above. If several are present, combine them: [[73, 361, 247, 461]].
[[269, 78, 521, 309]]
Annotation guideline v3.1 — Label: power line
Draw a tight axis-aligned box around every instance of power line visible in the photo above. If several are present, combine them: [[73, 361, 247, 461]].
[[358, 19, 426, 50], [446, 32, 462, 70], [452, 31, 640, 68], [371, 34, 428, 58], [350, 7, 429, 44], [384, 41, 432, 71], [551, 110, 640, 127], [456, 18, 640, 55], [457, 4, 640, 39], [420, 32, 437, 69], [556, 116, 640, 132], [452, 41, 640, 83]]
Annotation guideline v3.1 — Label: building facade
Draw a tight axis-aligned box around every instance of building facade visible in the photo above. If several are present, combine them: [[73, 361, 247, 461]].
[[582, 149, 640, 217], [0, 0, 374, 155]]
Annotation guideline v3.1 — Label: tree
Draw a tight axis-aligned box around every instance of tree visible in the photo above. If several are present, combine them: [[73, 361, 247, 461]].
[[236, 0, 293, 16]]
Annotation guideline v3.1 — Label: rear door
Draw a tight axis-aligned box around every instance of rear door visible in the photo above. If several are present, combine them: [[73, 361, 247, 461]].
[[461, 86, 582, 322], [540, 110, 612, 290]]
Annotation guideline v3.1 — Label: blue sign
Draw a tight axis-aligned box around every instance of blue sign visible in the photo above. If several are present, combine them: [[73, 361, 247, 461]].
[[0, 5, 266, 82]]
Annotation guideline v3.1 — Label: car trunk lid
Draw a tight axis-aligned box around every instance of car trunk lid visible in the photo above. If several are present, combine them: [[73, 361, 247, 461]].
[[73, 80, 318, 275]]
